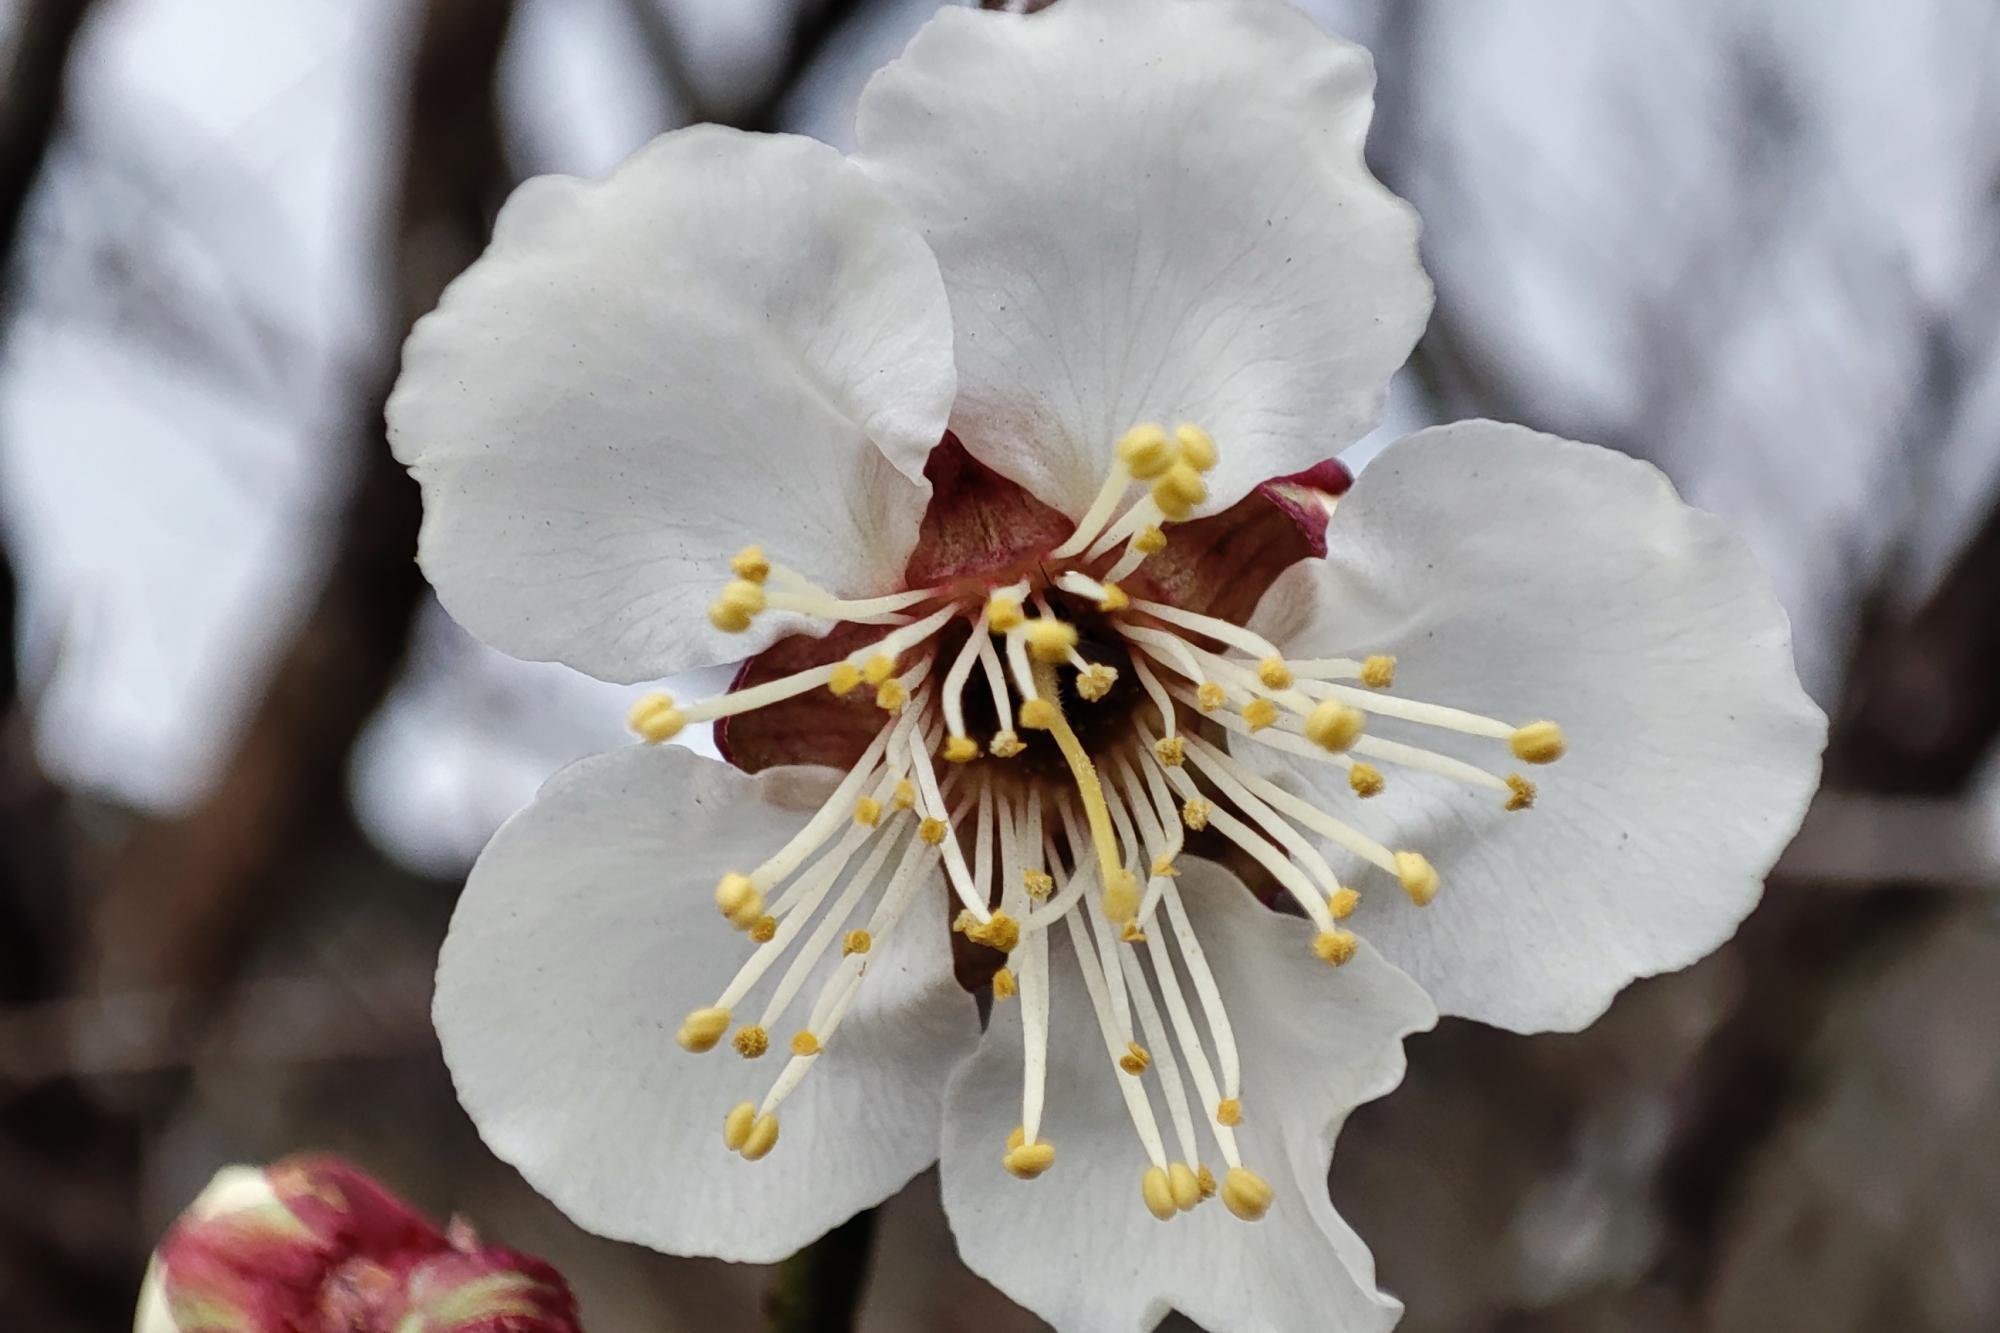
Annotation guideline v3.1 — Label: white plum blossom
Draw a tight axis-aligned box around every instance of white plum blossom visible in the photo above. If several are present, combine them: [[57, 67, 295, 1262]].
[[388, 1, 1825, 1330]]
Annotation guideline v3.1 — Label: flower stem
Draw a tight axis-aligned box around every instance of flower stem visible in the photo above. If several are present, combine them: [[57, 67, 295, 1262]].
[[763, 1208, 878, 1333]]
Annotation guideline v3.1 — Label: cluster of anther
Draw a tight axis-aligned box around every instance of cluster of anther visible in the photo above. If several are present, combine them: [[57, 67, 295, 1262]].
[[625, 422, 1568, 1229]]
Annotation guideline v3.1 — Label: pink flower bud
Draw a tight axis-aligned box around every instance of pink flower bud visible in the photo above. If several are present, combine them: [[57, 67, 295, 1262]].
[[135, 1155, 582, 1333]]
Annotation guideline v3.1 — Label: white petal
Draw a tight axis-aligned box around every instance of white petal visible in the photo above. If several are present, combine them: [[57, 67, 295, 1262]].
[[854, 0, 1430, 519], [390, 125, 956, 683], [938, 861, 1433, 1333], [435, 744, 979, 1261], [1252, 421, 1827, 1032]]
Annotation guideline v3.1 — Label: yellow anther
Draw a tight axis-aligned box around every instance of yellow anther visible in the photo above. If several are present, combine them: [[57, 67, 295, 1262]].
[[1003, 1139, 1056, 1180], [842, 929, 872, 956], [739, 1112, 780, 1161], [732, 1025, 769, 1059], [942, 735, 981, 764], [1511, 720, 1568, 764], [1257, 657, 1293, 689], [1305, 699, 1365, 752], [1361, 654, 1397, 688], [1313, 928, 1359, 966], [1327, 887, 1360, 920], [715, 873, 764, 929], [1119, 1041, 1151, 1075], [1008, 1126, 1026, 1150], [1395, 851, 1439, 906], [1102, 868, 1141, 923], [748, 915, 777, 943], [1020, 698, 1059, 730], [1242, 698, 1280, 731], [874, 679, 908, 714], [1221, 1167, 1273, 1221], [918, 817, 948, 845], [1096, 582, 1131, 613], [1181, 799, 1212, 831], [1150, 462, 1207, 520], [1142, 1166, 1177, 1221], [966, 911, 1021, 954], [892, 779, 917, 810], [1216, 1098, 1242, 1126], [706, 605, 748, 639], [862, 653, 898, 686], [1196, 682, 1227, 711], [1025, 618, 1080, 663], [1134, 526, 1168, 555], [1023, 869, 1055, 899], [1175, 423, 1218, 471], [1348, 762, 1385, 798], [986, 594, 1025, 633], [730, 545, 771, 583], [1076, 664, 1119, 701], [1154, 736, 1185, 766], [853, 796, 883, 828], [707, 579, 766, 633], [828, 663, 863, 696], [1116, 423, 1176, 480], [723, 1101, 756, 1151], [1150, 853, 1179, 878], [676, 1006, 731, 1053], [1120, 920, 1148, 943], [990, 730, 1026, 758], [1505, 773, 1537, 811], [1196, 1166, 1217, 1199], [627, 692, 686, 745], [790, 1031, 820, 1057], [1168, 1162, 1203, 1212], [992, 966, 1018, 999]]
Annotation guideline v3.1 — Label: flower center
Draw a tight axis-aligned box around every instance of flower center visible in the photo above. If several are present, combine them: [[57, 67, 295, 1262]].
[[630, 426, 1567, 1224]]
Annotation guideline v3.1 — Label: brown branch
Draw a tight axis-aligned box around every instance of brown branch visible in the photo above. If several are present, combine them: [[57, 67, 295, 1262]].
[[85, 0, 518, 1006]]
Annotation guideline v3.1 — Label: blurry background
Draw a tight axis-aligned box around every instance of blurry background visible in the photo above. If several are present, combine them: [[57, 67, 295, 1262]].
[[3, 0, 1998, 1329]]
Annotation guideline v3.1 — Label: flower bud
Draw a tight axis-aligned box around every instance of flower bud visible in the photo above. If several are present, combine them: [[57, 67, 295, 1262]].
[[135, 1155, 582, 1332]]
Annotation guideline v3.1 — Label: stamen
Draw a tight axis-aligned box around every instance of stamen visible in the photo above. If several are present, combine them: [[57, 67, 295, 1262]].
[[676, 1006, 730, 1053], [1029, 662, 1139, 924], [1117, 947, 1204, 1202], [1025, 618, 1080, 663], [730, 546, 771, 583], [1169, 728, 1404, 881], [1157, 878, 1243, 1109], [1049, 424, 1171, 561], [1172, 733, 1344, 926], [1294, 678, 1515, 741], [940, 606, 992, 745], [908, 740, 990, 925], [1054, 570, 1131, 614], [1220, 1167, 1273, 1222], [628, 691, 684, 744], [1506, 774, 1536, 810], [1511, 721, 1568, 764], [1127, 599, 1284, 662], [708, 579, 767, 633], [1353, 735, 1512, 795], [1129, 656, 1178, 740], [753, 822, 914, 1034], [1067, 912, 1169, 1172]]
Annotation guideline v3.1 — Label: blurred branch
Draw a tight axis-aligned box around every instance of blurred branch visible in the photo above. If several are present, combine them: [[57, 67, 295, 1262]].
[[0, 0, 94, 279], [741, 0, 869, 133], [1654, 420, 2000, 1296], [87, 0, 519, 1011]]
